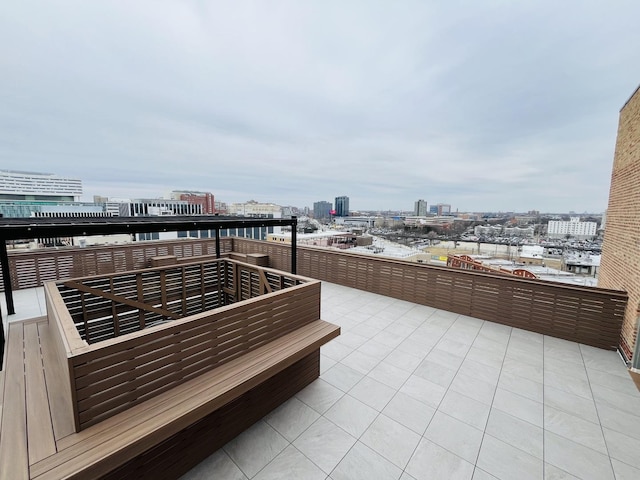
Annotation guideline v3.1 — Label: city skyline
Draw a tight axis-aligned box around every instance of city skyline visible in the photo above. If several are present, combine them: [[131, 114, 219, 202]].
[[0, 169, 608, 216], [2, 2, 640, 212]]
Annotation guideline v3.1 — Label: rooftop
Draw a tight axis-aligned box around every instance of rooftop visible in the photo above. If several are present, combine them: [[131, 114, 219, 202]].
[[4, 281, 639, 480]]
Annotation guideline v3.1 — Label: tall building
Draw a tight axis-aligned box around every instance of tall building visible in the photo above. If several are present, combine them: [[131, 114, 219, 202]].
[[429, 203, 451, 216], [0, 170, 82, 201], [0, 170, 105, 220], [313, 201, 332, 221], [335, 196, 349, 217], [170, 191, 215, 214], [414, 199, 427, 216], [600, 84, 640, 364], [547, 217, 597, 240]]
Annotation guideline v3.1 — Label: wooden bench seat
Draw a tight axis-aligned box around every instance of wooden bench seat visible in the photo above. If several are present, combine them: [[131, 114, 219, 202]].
[[0, 317, 339, 480]]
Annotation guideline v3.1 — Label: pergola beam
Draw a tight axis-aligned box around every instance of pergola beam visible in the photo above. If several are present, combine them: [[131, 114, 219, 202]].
[[0, 215, 298, 366]]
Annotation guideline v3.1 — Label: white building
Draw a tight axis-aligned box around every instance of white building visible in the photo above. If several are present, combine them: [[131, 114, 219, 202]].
[[547, 217, 597, 240], [267, 231, 352, 247], [119, 199, 202, 216], [334, 216, 377, 228], [227, 201, 283, 236], [228, 201, 282, 217], [0, 170, 82, 201]]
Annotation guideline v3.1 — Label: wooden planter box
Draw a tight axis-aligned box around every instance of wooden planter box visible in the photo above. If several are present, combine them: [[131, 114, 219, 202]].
[[44, 259, 321, 431]]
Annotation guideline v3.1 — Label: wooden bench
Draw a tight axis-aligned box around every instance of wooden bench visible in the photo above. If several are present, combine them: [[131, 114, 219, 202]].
[[0, 315, 339, 479]]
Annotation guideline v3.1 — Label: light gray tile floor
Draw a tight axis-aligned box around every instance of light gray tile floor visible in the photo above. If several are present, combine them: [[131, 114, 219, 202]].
[[1, 286, 46, 323], [181, 282, 640, 479], [6, 283, 640, 480]]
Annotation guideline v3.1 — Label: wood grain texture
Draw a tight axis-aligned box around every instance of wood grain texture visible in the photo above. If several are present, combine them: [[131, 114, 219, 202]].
[[23, 322, 57, 464], [0, 323, 29, 480], [3, 237, 234, 291], [1, 315, 336, 479], [71, 282, 320, 429], [38, 321, 76, 441], [43, 258, 319, 430], [30, 320, 338, 479]]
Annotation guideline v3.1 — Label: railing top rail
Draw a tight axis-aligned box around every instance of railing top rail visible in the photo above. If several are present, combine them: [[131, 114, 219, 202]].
[[6, 236, 232, 257], [62, 279, 318, 356], [53, 257, 312, 287]]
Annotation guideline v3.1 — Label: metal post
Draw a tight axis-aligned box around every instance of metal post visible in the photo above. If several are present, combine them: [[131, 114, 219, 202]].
[[0, 240, 14, 315], [215, 228, 221, 259], [291, 217, 297, 274]]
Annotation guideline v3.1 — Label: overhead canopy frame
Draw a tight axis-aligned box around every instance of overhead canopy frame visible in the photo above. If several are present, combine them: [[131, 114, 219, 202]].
[[0, 215, 298, 353]]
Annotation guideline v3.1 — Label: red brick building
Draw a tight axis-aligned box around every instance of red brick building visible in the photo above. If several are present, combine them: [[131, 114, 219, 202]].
[[171, 191, 215, 215], [599, 84, 640, 362]]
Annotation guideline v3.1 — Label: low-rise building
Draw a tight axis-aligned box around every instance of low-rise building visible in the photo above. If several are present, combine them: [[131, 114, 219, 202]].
[[119, 198, 203, 216], [268, 231, 356, 248], [228, 200, 281, 218], [170, 190, 215, 214], [564, 252, 600, 276]]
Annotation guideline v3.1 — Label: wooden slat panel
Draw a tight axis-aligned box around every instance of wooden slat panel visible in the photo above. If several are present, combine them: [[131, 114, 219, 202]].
[[31, 320, 339, 479], [55, 259, 302, 346], [0, 323, 29, 480], [38, 321, 77, 441], [233, 238, 627, 351], [23, 322, 57, 464], [55, 321, 336, 452], [3, 237, 234, 291], [43, 262, 320, 430], [101, 350, 319, 480], [72, 283, 321, 428]]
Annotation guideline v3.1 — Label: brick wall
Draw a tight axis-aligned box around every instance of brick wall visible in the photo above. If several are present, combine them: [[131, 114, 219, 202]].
[[599, 85, 640, 360]]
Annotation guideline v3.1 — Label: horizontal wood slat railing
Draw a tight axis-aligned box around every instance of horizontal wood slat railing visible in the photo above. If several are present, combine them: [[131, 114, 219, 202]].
[[53, 258, 302, 345], [232, 238, 628, 351], [45, 259, 320, 431], [1, 237, 234, 291], [1, 296, 337, 479], [2, 236, 628, 350]]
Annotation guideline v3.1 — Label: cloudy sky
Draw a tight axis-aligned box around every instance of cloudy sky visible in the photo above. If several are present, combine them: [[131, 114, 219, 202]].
[[1, 1, 639, 213]]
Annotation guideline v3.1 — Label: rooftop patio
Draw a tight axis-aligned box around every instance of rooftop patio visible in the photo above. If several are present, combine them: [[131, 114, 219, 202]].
[[2, 276, 640, 480], [169, 281, 640, 480]]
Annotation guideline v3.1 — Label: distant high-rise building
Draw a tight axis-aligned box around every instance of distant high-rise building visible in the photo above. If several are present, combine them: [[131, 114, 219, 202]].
[[0, 170, 104, 219], [414, 199, 427, 216], [335, 196, 349, 217], [437, 204, 451, 216], [0, 170, 82, 201], [170, 190, 215, 214], [429, 203, 451, 216], [313, 201, 332, 221]]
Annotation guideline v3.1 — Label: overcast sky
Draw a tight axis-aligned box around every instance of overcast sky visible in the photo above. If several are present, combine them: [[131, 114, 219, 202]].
[[1, 1, 639, 213]]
